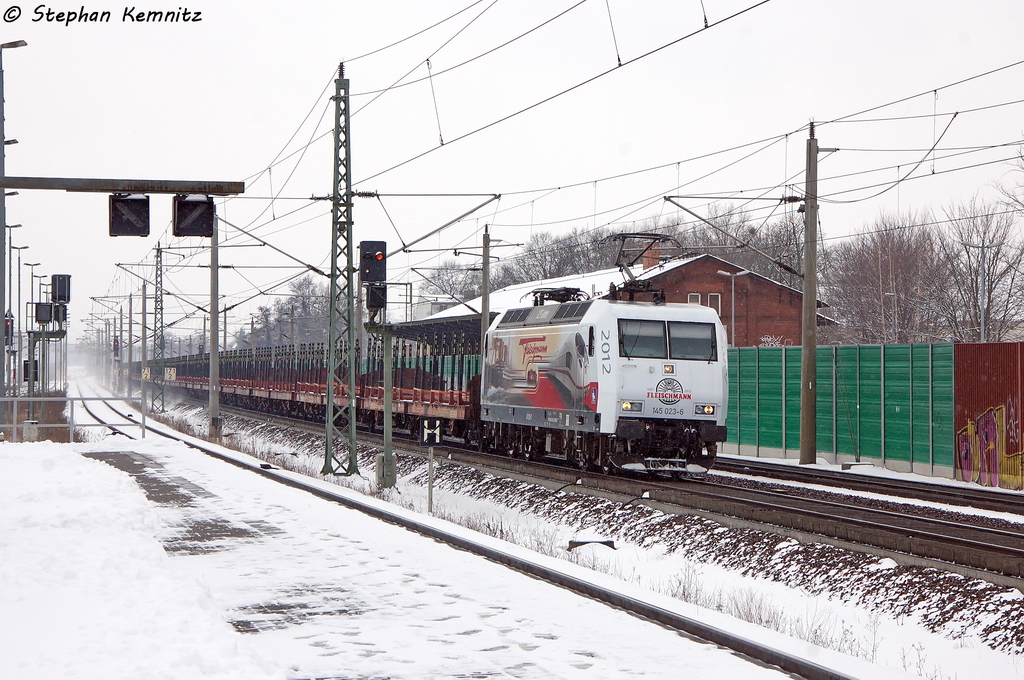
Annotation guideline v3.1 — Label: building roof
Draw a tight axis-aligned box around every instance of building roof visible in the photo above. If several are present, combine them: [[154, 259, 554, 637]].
[[421, 253, 834, 323], [426, 265, 640, 320]]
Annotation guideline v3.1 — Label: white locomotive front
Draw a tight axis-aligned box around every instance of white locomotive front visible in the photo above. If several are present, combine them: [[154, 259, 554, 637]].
[[481, 298, 728, 475]]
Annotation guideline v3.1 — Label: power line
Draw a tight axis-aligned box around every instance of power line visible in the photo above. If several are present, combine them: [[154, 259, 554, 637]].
[[345, 0, 490, 64], [821, 58, 1024, 127], [818, 113, 959, 205], [355, 0, 775, 185], [824, 95, 1024, 125], [350, 0, 591, 97]]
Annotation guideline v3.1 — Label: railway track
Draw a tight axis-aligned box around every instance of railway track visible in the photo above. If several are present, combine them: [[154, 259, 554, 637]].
[[714, 456, 1024, 515], [70, 386, 860, 680], [168, 396, 1024, 589]]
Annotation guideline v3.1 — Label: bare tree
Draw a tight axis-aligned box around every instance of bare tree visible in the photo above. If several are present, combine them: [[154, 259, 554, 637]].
[[821, 212, 950, 344], [417, 259, 481, 303], [998, 149, 1024, 214], [488, 227, 620, 291], [935, 197, 1023, 342], [235, 275, 329, 349]]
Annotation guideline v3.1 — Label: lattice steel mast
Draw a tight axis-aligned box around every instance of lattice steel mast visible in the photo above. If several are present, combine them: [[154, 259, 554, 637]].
[[152, 242, 165, 412], [322, 63, 359, 476]]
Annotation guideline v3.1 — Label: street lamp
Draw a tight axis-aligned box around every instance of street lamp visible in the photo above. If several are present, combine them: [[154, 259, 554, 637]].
[[9, 244, 26, 389], [0, 39, 27, 398], [30, 272, 44, 310], [24, 262, 39, 305], [6, 224, 21, 313], [717, 269, 750, 347]]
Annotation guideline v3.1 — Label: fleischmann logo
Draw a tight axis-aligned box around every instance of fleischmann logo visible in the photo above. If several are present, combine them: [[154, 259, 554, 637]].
[[648, 378, 691, 405]]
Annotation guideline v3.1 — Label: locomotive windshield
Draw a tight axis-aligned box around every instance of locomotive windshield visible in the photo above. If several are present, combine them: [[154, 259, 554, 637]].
[[668, 321, 718, 361], [618, 319, 667, 358], [619, 319, 718, 361]]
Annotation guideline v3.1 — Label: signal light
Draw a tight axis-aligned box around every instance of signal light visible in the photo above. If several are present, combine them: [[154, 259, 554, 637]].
[[3, 316, 12, 346], [359, 240, 387, 282]]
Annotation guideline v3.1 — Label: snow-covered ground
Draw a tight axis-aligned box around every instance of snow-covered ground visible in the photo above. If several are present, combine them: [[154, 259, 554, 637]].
[[3, 383, 1022, 679], [157, 400, 1024, 680], [3, 437, 842, 680]]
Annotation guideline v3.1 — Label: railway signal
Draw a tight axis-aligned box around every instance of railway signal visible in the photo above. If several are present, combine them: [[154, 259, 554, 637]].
[[361, 241, 388, 316], [50, 274, 71, 303], [366, 283, 387, 312], [34, 302, 52, 324], [359, 241, 386, 282], [109, 194, 150, 236], [172, 194, 215, 237], [420, 418, 444, 514]]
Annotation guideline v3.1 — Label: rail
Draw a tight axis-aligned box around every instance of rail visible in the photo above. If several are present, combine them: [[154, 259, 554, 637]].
[[0, 396, 145, 442]]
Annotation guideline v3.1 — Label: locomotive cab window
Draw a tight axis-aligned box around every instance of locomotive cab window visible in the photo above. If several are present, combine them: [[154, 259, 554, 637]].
[[668, 321, 718, 361], [618, 319, 667, 359]]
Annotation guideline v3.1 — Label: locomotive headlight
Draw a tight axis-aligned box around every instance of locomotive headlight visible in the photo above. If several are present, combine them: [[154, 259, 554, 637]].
[[620, 400, 644, 412], [695, 404, 716, 415]]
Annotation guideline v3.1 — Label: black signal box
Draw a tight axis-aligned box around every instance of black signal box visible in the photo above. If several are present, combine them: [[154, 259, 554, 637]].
[[366, 283, 387, 311], [172, 194, 215, 237], [360, 241, 387, 282], [51, 274, 71, 304], [109, 194, 150, 237], [35, 302, 52, 324]]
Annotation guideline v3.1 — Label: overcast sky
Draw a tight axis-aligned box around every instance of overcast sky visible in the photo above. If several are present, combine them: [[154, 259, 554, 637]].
[[2, 0, 1023, 343]]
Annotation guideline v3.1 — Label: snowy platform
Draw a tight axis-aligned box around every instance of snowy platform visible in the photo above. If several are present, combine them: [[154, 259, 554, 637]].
[[0, 438, 843, 680]]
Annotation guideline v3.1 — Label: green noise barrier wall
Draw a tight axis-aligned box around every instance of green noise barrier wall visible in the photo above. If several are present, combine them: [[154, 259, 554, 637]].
[[726, 344, 954, 471]]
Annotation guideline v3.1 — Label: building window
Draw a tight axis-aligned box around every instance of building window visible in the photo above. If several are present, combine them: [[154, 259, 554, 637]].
[[687, 293, 700, 305], [708, 292, 721, 315]]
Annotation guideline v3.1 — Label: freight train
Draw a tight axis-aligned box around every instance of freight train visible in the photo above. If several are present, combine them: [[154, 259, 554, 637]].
[[155, 296, 729, 475]]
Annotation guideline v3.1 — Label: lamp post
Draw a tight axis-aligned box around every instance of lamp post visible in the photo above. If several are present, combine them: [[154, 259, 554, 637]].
[[30, 272, 43, 318], [10, 244, 26, 390], [6, 223, 20, 312], [25, 262, 39, 306], [716, 269, 750, 347], [0, 39, 27, 400], [24, 263, 39, 382], [6, 224, 22, 388]]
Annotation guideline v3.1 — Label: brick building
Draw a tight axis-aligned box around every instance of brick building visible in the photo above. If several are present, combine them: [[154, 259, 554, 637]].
[[634, 253, 832, 347]]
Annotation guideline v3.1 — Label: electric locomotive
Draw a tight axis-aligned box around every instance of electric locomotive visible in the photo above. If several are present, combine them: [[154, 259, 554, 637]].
[[481, 297, 728, 475]]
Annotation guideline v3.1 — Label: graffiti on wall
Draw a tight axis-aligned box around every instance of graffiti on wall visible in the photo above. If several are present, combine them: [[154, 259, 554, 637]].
[[956, 396, 1024, 490]]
